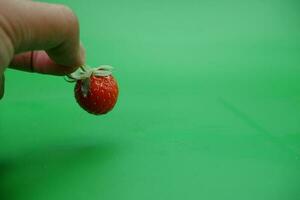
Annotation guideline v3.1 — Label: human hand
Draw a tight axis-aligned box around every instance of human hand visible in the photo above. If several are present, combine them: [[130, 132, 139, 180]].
[[0, 0, 85, 99]]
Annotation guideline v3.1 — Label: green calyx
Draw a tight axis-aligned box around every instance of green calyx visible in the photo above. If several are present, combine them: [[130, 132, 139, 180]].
[[65, 65, 114, 83]]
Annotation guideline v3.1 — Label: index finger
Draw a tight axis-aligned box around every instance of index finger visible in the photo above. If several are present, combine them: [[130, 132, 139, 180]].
[[2, 0, 84, 72]]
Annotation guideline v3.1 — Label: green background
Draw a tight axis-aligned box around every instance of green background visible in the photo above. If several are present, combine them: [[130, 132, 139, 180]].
[[1, 0, 300, 199]]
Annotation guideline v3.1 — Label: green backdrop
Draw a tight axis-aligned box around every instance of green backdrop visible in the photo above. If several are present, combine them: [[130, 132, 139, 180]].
[[1, 0, 300, 199]]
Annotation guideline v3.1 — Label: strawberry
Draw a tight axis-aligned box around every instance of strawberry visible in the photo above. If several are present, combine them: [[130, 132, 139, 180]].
[[67, 65, 119, 115]]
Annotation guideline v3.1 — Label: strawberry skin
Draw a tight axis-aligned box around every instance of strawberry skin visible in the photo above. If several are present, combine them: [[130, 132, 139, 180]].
[[75, 75, 119, 115]]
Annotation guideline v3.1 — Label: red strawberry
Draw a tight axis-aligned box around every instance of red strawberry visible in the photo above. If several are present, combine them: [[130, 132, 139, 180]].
[[74, 74, 119, 115]]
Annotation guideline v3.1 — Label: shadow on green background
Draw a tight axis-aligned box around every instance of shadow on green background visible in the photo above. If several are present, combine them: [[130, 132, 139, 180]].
[[0, 138, 117, 200], [1, 0, 300, 199]]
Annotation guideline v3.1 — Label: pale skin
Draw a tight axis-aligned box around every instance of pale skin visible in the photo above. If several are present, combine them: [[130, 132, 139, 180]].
[[0, 0, 85, 99]]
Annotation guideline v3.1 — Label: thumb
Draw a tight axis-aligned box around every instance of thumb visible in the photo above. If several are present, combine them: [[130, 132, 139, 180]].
[[1, 0, 85, 73]]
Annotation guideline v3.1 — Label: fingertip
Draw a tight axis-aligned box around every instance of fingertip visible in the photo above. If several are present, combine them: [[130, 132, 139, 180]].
[[33, 51, 78, 75], [59, 42, 85, 70], [46, 40, 84, 69]]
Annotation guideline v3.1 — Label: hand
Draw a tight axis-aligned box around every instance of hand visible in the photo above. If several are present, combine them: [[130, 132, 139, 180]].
[[0, 0, 85, 99]]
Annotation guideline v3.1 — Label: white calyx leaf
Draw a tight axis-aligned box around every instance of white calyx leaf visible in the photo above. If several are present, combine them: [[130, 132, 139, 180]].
[[81, 78, 90, 97], [65, 65, 114, 82]]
